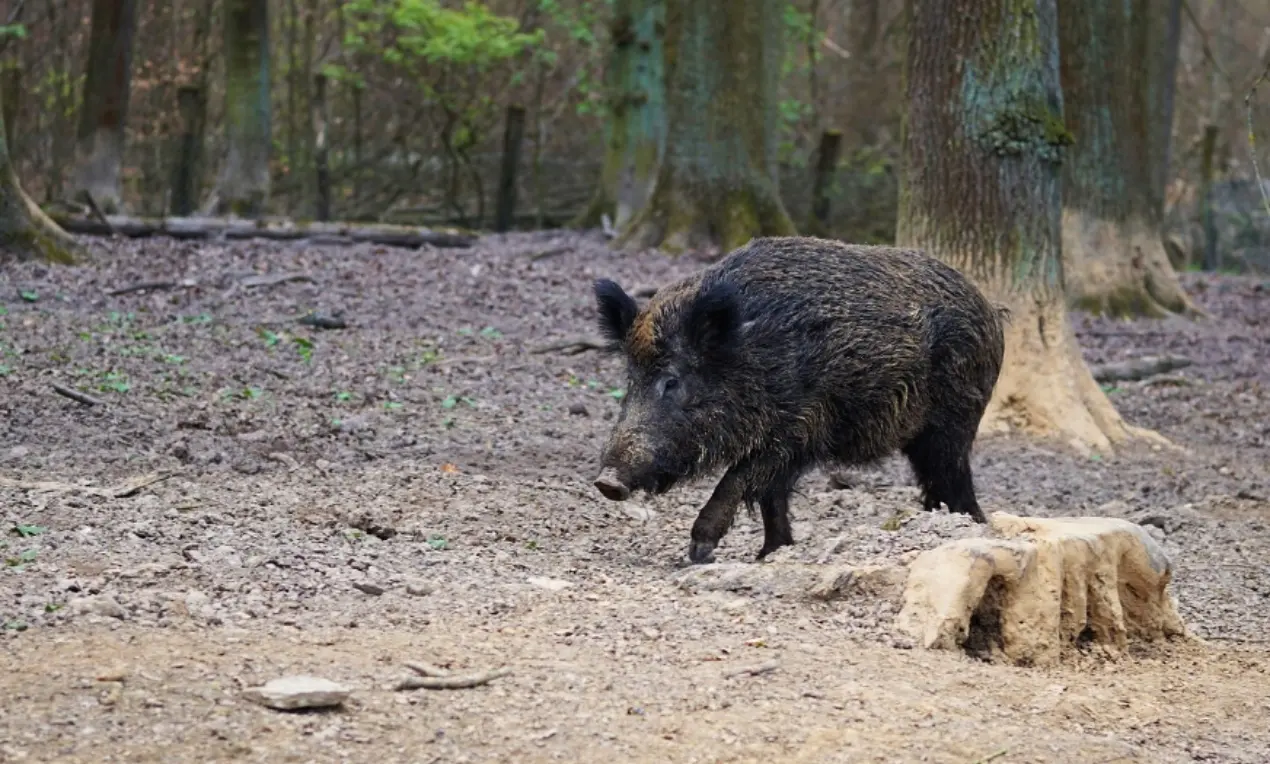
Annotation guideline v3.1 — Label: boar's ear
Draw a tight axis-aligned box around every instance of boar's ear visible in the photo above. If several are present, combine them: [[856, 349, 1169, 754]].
[[685, 280, 741, 356], [595, 278, 638, 347]]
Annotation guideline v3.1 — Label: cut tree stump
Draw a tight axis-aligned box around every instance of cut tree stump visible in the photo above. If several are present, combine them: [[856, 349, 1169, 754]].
[[48, 214, 477, 249]]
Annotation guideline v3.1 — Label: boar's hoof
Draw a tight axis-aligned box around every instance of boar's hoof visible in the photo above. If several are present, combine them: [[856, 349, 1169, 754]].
[[594, 469, 631, 501], [688, 540, 718, 565]]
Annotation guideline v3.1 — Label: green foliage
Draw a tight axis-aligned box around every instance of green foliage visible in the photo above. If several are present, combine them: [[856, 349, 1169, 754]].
[[339, 0, 541, 82], [0, 24, 27, 40]]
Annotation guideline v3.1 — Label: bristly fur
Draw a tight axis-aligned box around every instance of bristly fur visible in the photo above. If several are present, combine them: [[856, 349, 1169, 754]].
[[591, 236, 1006, 563]]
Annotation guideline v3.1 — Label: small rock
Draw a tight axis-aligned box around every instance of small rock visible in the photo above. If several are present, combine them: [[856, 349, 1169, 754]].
[[405, 580, 434, 597], [185, 590, 210, 610], [6, 445, 31, 460], [353, 582, 385, 596], [241, 676, 350, 711], [621, 505, 658, 523], [568, 403, 589, 417], [528, 576, 573, 592], [70, 595, 126, 620]]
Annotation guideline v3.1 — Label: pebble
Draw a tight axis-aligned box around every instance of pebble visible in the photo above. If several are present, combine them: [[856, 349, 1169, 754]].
[[405, 580, 434, 597], [353, 582, 386, 596], [70, 595, 127, 620], [241, 676, 350, 711], [528, 576, 573, 592]]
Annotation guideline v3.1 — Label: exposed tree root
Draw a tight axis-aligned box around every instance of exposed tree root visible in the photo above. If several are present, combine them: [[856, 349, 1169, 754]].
[[1062, 211, 1204, 319], [977, 299, 1176, 457]]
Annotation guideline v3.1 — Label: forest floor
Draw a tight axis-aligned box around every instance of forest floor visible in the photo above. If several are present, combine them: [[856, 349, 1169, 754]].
[[1, 231, 1268, 764]]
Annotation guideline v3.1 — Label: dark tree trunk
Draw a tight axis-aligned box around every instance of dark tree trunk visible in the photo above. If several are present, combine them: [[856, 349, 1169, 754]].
[[897, 0, 1161, 455], [573, 0, 667, 231], [0, 111, 80, 264], [208, 0, 272, 217], [495, 104, 526, 233], [71, 0, 139, 214], [169, 85, 207, 216], [616, 0, 795, 256], [312, 73, 331, 222], [1057, 0, 1199, 318]]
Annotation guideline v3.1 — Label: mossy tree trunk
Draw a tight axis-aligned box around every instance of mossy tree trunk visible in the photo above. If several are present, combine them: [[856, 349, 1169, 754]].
[[1057, 0, 1199, 318], [897, 0, 1165, 455], [208, 0, 272, 217], [573, 0, 667, 232], [616, 0, 796, 256], [0, 111, 80, 264], [70, 0, 139, 214]]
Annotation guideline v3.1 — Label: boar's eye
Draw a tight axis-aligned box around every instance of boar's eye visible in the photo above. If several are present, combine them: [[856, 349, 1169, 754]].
[[657, 376, 680, 398]]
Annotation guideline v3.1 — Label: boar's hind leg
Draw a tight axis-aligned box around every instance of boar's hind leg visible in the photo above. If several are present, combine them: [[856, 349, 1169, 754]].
[[755, 487, 796, 561], [901, 428, 988, 524], [687, 464, 750, 564]]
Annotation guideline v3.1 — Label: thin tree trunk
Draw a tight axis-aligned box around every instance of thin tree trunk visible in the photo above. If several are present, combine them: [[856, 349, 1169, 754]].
[[573, 0, 667, 231], [617, 0, 795, 255], [1057, 0, 1200, 318], [495, 104, 526, 233], [208, 0, 272, 217], [1, 64, 19, 152], [897, 0, 1165, 455], [842, 0, 881, 150], [312, 73, 330, 222], [70, 0, 138, 214], [0, 110, 81, 264], [170, 86, 206, 216]]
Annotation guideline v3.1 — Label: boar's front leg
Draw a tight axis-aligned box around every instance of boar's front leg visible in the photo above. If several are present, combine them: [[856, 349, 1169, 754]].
[[687, 463, 750, 564]]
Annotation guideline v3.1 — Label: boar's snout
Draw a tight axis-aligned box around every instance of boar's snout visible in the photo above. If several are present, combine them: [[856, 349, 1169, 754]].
[[594, 467, 631, 501]]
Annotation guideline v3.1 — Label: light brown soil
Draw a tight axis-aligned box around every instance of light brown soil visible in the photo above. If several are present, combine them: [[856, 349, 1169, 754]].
[[2, 232, 1268, 763]]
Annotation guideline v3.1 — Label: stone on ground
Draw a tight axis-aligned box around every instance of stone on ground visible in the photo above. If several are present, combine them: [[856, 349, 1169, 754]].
[[241, 676, 350, 711]]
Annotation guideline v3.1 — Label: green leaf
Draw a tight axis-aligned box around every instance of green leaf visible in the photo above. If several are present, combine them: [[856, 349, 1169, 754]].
[[606, 388, 626, 399], [426, 534, 448, 550], [441, 395, 458, 409], [19, 290, 38, 302], [13, 524, 46, 538]]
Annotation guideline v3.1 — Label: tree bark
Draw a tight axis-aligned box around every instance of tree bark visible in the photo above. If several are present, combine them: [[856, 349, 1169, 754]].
[[208, 0, 272, 217], [573, 0, 667, 231], [616, 0, 795, 256], [1057, 0, 1200, 318], [0, 111, 81, 264], [897, 0, 1165, 455], [70, 0, 139, 214]]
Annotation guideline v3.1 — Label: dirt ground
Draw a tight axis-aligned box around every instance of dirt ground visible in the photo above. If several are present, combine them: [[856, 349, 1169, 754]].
[[1, 231, 1268, 764]]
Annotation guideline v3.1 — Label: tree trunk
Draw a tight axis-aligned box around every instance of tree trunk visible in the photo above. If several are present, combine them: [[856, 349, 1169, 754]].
[[573, 0, 667, 231], [208, 0, 272, 217], [1057, 0, 1200, 318], [70, 0, 139, 214], [897, 0, 1165, 455], [312, 73, 331, 222], [616, 0, 795, 255], [842, 0, 881, 149], [0, 111, 80, 264]]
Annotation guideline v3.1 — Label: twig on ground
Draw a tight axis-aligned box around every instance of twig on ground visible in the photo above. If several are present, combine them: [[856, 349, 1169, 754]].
[[51, 383, 106, 407], [528, 337, 608, 355], [527, 247, 569, 262], [393, 666, 511, 691], [105, 278, 199, 297], [297, 311, 347, 329], [969, 748, 1010, 764], [722, 660, 780, 679], [80, 191, 115, 234], [403, 661, 451, 677], [110, 472, 173, 497], [239, 273, 315, 288], [1091, 355, 1193, 383]]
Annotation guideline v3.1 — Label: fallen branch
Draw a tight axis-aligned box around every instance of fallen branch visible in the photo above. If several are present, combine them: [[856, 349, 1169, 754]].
[[722, 660, 780, 679], [529, 337, 608, 355], [0, 472, 171, 498], [297, 311, 347, 329], [51, 383, 106, 407], [49, 213, 477, 249], [970, 748, 1011, 764], [1091, 355, 1193, 383], [105, 278, 199, 296], [393, 666, 511, 691]]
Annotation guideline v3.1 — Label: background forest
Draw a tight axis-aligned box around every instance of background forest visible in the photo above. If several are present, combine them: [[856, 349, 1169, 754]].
[[3, 0, 1270, 272]]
